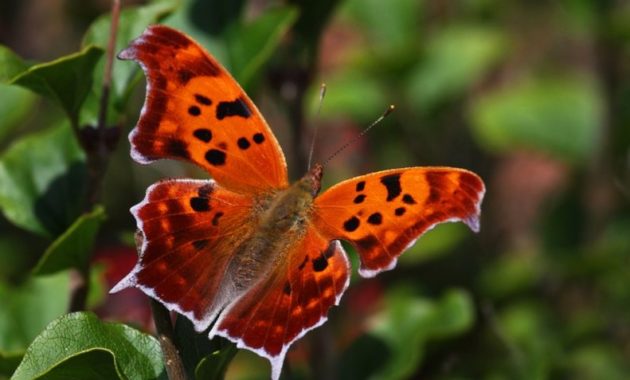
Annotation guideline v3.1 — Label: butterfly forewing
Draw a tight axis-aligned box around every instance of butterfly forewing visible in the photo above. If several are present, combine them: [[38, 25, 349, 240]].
[[313, 167, 485, 277], [120, 25, 288, 193]]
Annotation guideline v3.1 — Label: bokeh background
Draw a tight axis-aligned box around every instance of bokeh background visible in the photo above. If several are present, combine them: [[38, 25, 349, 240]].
[[1, 0, 629, 379]]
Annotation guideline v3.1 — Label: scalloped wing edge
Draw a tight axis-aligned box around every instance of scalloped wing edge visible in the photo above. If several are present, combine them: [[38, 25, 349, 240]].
[[357, 178, 485, 279], [110, 178, 227, 331], [118, 32, 158, 165], [208, 240, 351, 380]]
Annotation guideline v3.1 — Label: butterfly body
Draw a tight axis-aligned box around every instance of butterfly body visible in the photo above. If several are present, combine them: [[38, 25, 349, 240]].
[[112, 25, 486, 380], [226, 164, 322, 292]]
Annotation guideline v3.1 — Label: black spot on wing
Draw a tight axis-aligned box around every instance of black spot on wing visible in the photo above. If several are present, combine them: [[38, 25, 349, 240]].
[[402, 194, 416, 204], [356, 181, 365, 192], [188, 105, 201, 116], [367, 212, 382, 225], [343, 216, 360, 232], [395, 207, 406, 216], [194, 94, 212, 105], [353, 194, 366, 204], [216, 97, 251, 120], [190, 197, 211, 212], [193, 128, 212, 142], [212, 211, 224, 226], [283, 282, 292, 295], [312, 254, 328, 272], [205, 149, 226, 166], [253, 133, 265, 144], [380, 173, 402, 201], [237, 137, 250, 150], [192, 239, 209, 250]]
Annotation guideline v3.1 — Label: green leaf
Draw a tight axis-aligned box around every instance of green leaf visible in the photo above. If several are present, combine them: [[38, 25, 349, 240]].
[[33, 206, 106, 275], [11, 312, 164, 380], [469, 76, 603, 163], [0, 271, 70, 353], [82, 0, 179, 102], [406, 26, 506, 111], [194, 344, 238, 380], [226, 6, 299, 86], [0, 45, 29, 83], [10, 46, 104, 124], [369, 288, 474, 380], [0, 84, 37, 144], [32, 348, 123, 380], [174, 316, 237, 380], [0, 124, 86, 237]]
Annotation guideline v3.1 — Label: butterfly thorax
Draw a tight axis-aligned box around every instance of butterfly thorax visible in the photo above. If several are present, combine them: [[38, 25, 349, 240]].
[[259, 163, 323, 232], [227, 164, 323, 291]]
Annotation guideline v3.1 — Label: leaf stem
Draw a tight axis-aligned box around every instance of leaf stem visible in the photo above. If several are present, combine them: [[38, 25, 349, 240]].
[[151, 300, 188, 380]]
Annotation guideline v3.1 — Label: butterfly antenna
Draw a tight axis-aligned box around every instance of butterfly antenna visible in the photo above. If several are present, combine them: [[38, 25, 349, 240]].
[[307, 83, 327, 170], [322, 104, 395, 167]]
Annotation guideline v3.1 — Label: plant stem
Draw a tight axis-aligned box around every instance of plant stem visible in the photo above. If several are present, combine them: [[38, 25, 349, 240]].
[[151, 300, 188, 380], [69, 0, 121, 313], [97, 0, 120, 137]]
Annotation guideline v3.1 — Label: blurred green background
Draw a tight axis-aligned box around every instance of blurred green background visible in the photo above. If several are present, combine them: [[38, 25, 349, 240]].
[[1, 0, 629, 379]]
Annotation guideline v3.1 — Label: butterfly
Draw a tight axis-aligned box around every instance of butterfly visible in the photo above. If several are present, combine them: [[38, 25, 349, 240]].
[[111, 25, 486, 380]]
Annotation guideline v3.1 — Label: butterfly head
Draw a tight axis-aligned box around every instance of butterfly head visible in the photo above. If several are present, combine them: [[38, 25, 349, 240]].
[[301, 163, 323, 197]]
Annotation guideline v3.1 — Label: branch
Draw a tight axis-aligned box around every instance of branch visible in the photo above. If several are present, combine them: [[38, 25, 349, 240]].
[[151, 300, 188, 380], [69, 0, 121, 313]]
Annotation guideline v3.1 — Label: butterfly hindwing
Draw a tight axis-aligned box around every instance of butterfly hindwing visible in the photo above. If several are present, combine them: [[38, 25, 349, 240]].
[[120, 25, 288, 193], [211, 226, 350, 380], [313, 167, 485, 277], [112, 179, 256, 329]]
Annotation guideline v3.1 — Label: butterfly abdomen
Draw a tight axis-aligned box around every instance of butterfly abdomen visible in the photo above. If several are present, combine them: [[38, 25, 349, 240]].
[[225, 170, 322, 292]]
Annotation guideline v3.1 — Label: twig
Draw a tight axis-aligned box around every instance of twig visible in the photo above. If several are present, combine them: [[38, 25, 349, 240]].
[[97, 0, 120, 136], [69, 0, 121, 312], [151, 300, 188, 380]]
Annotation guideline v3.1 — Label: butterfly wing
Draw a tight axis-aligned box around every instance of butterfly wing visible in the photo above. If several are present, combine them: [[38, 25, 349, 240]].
[[313, 167, 485, 277], [211, 226, 350, 380], [120, 25, 288, 193], [111, 179, 257, 330]]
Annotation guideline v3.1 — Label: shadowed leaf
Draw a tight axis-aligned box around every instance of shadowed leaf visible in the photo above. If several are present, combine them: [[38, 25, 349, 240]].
[[11, 312, 164, 380], [0, 125, 86, 237], [10, 46, 103, 124], [33, 206, 106, 275]]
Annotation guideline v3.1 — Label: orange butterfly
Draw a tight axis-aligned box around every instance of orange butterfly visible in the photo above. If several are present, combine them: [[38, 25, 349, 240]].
[[111, 25, 485, 380]]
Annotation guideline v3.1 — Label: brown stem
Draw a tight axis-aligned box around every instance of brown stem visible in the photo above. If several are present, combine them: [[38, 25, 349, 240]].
[[151, 300, 188, 380], [98, 0, 120, 136], [69, 0, 121, 312]]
